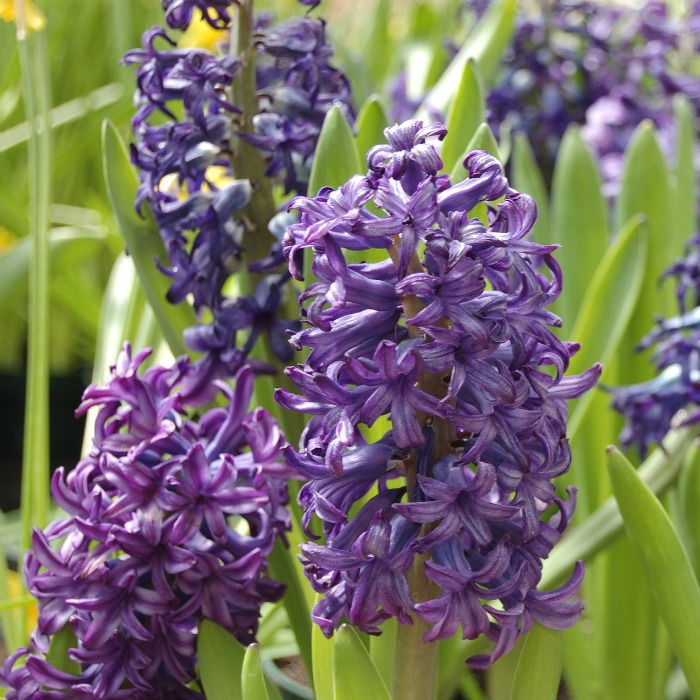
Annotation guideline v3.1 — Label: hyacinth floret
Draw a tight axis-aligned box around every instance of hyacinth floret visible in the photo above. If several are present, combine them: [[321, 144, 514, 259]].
[[0, 343, 292, 699], [611, 234, 700, 456], [277, 118, 600, 667], [123, 1, 352, 403]]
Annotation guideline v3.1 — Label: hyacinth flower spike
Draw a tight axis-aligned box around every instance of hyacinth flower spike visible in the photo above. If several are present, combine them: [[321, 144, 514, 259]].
[[279, 119, 600, 697], [123, 0, 353, 403], [0, 343, 294, 698]]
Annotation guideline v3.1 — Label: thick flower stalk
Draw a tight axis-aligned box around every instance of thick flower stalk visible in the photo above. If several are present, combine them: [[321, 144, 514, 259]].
[[123, 1, 352, 403], [278, 119, 601, 669], [611, 235, 700, 456], [0, 343, 292, 698]]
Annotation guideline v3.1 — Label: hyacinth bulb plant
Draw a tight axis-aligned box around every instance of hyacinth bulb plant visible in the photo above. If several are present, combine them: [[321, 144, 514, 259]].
[[278, 119, 601, 696]]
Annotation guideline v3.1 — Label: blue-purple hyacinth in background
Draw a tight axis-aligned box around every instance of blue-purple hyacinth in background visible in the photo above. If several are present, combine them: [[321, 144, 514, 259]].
[[0, 343, 293, 699], [479, 0, 700, 192], [123, 0, 352, 403], [611, 236, 700, 457], [390, 0, 700, 193], [277, 119, 600, 667]]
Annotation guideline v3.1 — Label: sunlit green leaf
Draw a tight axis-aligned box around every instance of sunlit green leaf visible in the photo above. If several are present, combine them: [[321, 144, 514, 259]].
[[673, 94, 697, 244], [312, 594, 335, 700], [418, 0, 516, 118], [607, 446, 700, 698], [568, 215, 647, 439], [615, 121, 676, 384], [450, 122, 500, 184], [333, 625, 390, 700], [511, 133, 549, 245], [308, 105, 361, 197], [550, 125, 609, 327], [355, 94, 388, 164], [442, 58, 485, 173], [267, 538, 313, 684], [242, 644, 270, 700], [511, 624, 563, 700], [197, 619, 245, 700], [46, 624, 80, 677]]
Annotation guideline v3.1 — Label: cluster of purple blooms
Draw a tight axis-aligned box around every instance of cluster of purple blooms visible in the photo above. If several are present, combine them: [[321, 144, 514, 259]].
[[123, 0, 351, 403], [390, 0, 700, 193], [611, 236, 700, 457], [278, 119, 600, 666], [480, 0, 700, 191], [1, 343, 292, 699]]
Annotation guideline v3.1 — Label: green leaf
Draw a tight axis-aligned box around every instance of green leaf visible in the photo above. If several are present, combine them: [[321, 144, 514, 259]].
[[511, 133, 549, 245], [267, 538, 313, 684], [308, 105, 361, 197], [242, 644, 270, 700], [197, 619, 245, 700], [607, 446, 700, 698], [541, 422, 699, 590], [441, 58, 484, 173], [567, 215, 647, 438], [677, 445, 700, 577], [311, 597, 335, 700], [369, 616, 397, 691], [333, 625, 391, 700], [450, 122, 500, 184], [46, 624, 81, 677], [355, 94, 388, 164], [417, 0, 516, 118], [673, 94, 697, 244], [549, 125, 609, 327], [615, 121, 676, 384], [102, 119, 195, 357], [510, 624, 563, 700]]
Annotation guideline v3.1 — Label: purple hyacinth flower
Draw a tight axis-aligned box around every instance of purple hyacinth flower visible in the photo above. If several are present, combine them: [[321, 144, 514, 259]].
[[5, 343, 293, 697], [278, 119, 600, 666]]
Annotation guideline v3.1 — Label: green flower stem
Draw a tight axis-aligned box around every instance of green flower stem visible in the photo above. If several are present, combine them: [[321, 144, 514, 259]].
[[392, 553, 440, 700], [15, 0, 52, 642], [228, 0, 305, 441], [230, 0, 277, 268], [541, 421, 699, 589]]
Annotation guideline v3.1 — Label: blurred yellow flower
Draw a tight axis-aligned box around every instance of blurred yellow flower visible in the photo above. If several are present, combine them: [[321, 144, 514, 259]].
[[0, 226, 17, 252], [0, 0, 47, 31], [178, 7, 228, 52]]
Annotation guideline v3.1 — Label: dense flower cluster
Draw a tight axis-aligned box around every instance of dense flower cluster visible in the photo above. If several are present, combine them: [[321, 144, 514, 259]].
[[477, 0, 700, 190], [611, 236, 700, 456], [278, 119, 600, 667], [389, 0, 700, 191], [0, 344, 292, 699], [123, 1, 351, 402]]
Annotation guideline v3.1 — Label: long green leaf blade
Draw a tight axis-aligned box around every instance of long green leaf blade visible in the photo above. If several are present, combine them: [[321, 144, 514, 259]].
[[673, 94, 697, 244], [312, 593, 335, 700], [510, 624, 563, 700], [607, 446, 700, 697], [355, 94, 388, 165], [418, 0, 516, 117], [242, 644, 270, 700], [441, 58, 484, 173], [308, 105, 361, 197], [333, 625, 390, 700], [197, 619, 245, 700], [511, 133, 549, 245], [550, 125, 609, 327], [102, 119, 195, 357]]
